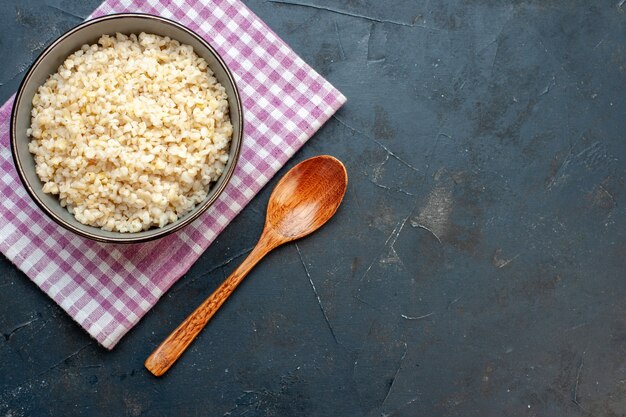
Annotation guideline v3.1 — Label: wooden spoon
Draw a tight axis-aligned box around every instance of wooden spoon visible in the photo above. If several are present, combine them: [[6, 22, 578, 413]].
[[145, 155, 348, 376]]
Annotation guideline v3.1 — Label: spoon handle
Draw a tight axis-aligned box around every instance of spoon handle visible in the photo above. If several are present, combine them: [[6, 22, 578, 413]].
[[145, 233, 278, 376]]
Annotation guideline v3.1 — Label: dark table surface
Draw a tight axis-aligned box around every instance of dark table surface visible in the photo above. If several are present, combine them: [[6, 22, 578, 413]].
[[1, 1, 625, 416]]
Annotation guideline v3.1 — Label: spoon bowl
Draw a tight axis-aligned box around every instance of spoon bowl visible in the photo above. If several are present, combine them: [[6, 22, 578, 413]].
[[145, 155, 348, 376], [266, 155, 347, 240]]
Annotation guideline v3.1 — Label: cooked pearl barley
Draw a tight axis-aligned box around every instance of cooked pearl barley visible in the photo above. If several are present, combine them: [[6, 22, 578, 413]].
[[28, 33, 232, 233]]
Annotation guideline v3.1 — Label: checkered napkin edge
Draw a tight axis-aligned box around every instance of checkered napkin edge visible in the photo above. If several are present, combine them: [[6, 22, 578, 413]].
[[0, 0, 346, 349]]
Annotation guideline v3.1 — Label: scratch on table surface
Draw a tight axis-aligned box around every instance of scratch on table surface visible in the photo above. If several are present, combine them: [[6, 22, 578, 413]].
[[594, 36, 606, 49], [3, 317, 41, 341], [546, 138, 602, 191], [545, 139, 579, 190], [598, 184, 618, 207], [372, 138, 420, 172], [380, 342, 408, 410], [173, 246, 254, 293], [368, 178, 392, 192], [425, 125, 451, 163], [367, 177, 415, 197], [349, 182, 363, 211], [566, 323, 588, 332], [497, 254, 519, 268], [490, 38, 501, 74], [12, 305, 61, 348], [396, 187, 416, 197], [619, 0, 625, 8], [382, 396, 419, 417], [333, 115, 420, 173], [352, 293, 381, 312], [492, 249, 520, 269], [295, 244, 339, 345], [410, 185, 452, 244], [448, 295, 463, 308], [45, 3, 85, 20], [476, 7, 513, 53], [224, 369, 308, 416], [540, 75, 556, 96], [486, 15, 511, 75], [366, 25, 375, 63], [26, 316, 53, 340], [41, 342, 93, 374], [267, 0, 439, 29], [412, 223, 442, 244], [401, 312, 434, 320], [378, 212, 412, 267], [572, 350, 586, 409], [425, 128, 453, 173], [360, 214, 410, 282], [366, 23, 386, 64], [484, 10, 516, 75], [333, 19, 346, 60], [372, 153, 390, 181], [27, 38, 49, 54], [333, 114, 366, 134]]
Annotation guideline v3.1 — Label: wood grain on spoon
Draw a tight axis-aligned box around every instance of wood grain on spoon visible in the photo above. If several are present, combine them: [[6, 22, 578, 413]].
[[145, 155, 348, 376]]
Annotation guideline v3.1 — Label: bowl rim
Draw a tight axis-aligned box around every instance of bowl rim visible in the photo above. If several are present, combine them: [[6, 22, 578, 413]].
[[10, 13, 244, 244]]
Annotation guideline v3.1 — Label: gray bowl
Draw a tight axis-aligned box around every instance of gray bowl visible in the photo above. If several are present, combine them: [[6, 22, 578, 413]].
[[11, 13, 243, 243]]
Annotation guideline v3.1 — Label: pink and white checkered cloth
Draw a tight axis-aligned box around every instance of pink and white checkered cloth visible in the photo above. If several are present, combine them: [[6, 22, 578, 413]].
[[0, 0, 345, 349]]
